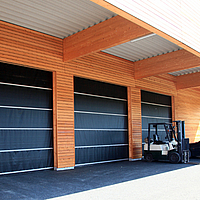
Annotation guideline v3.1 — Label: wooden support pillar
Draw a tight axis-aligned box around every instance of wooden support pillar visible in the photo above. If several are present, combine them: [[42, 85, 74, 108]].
[[54, 72, 75, 170], [128, 87, 142, 160], [127, 87, 133, 159], [53, 71, 58, 169], [171, 94, 178, 130]]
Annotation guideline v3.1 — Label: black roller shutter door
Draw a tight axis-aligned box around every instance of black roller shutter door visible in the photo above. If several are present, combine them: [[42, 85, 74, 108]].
[[74, 77, 128, 165], [141, 90, 172, 153], [0, 63, 53, 175]]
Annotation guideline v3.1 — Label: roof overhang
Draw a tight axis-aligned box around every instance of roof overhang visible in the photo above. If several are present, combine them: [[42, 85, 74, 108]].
[[0, 0, 200, 83], [91, 0, 200, 58]]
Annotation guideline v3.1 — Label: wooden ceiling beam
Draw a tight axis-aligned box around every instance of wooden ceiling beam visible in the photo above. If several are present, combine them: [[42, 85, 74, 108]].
[[134, 49, 200, 79], [63, 15, 151, 62], [176, 72, 200, 90]]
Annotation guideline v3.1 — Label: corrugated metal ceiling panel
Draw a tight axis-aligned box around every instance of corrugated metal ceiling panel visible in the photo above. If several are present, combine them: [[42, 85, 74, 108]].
[[105, 0, 200, 53], [0, 0, 116, 38], [102, 34, 182, 62], [169, 66, 200, 76]]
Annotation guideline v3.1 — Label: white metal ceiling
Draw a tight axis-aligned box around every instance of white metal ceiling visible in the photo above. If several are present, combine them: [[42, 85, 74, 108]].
[[102, 34, 182, 62], [169, 66, 200, 76], [0, 0, 116, 38], [105, 0, 200, 54]]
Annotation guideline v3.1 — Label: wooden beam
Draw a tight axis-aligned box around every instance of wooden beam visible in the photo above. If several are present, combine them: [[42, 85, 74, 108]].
[[91, 0, 200, 58], [63, 15, 151, 61], [134, 49, 200, 79], [176, 72, 200, 90]]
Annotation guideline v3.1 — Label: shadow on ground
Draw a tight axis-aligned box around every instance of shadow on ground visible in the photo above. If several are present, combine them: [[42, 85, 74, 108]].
[[0, 159, 199, 200]]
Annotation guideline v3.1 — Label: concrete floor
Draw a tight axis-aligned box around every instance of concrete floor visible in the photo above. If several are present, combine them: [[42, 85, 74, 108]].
[[0, 159, 200, 200]]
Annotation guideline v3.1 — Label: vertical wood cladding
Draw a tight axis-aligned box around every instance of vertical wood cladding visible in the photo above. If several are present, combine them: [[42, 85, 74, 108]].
[[1, 20, 199, 168], [176, 88, 200, 143], [135, 74, 177, 96], [53, 72, 58, 168], [0, 21, 74, 169], [128, 87, 142, 159], [65, 52, 135, 87], [0, 21, 64, 72], [56, 72, 74, 168]]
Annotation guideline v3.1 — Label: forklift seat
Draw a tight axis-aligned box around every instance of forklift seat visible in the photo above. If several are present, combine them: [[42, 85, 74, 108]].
[[153, 140, 167, 145]]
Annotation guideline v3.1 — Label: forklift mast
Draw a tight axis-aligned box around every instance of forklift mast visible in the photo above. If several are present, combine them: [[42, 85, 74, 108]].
[[174, 121, 189, 162]]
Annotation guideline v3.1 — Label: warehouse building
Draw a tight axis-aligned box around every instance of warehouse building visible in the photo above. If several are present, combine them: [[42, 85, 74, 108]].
[[0, 0, 200, 175]]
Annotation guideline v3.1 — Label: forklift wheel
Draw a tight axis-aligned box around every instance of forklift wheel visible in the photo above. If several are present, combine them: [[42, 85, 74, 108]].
[[169, 152, 181, 164], [145, 153, 153, 162]]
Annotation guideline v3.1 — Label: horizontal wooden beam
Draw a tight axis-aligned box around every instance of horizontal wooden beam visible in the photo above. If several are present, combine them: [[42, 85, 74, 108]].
[[134, 49, 200, 79], [63, 15, 151, 61], [176, 72, 200, 90], [91, 0, 200, 58]]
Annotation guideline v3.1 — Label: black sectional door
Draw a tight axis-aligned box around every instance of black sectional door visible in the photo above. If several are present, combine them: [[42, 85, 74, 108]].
[[0, 63, 53, 175], [74, 77, 128, 166], [141, 90, 172, 145]]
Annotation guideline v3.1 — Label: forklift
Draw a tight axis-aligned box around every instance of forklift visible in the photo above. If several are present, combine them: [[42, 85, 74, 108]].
[[144, 121, 189, 163]]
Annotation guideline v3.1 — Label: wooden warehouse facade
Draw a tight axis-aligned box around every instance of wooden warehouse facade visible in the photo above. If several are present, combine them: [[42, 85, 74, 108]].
[[0, 0, 200, 174]]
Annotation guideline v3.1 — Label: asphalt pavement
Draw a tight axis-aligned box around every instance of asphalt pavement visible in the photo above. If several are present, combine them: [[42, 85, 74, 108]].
[[0, 159, 200, 200]]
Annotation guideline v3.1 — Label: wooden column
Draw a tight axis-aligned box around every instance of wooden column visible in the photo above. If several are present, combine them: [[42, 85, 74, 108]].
[[55, 72, 75, 170], [127, 87, 133, 159], [53, 71, 58, 169], [171, 94, 176, 123], [128, 87, 142, 160]]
